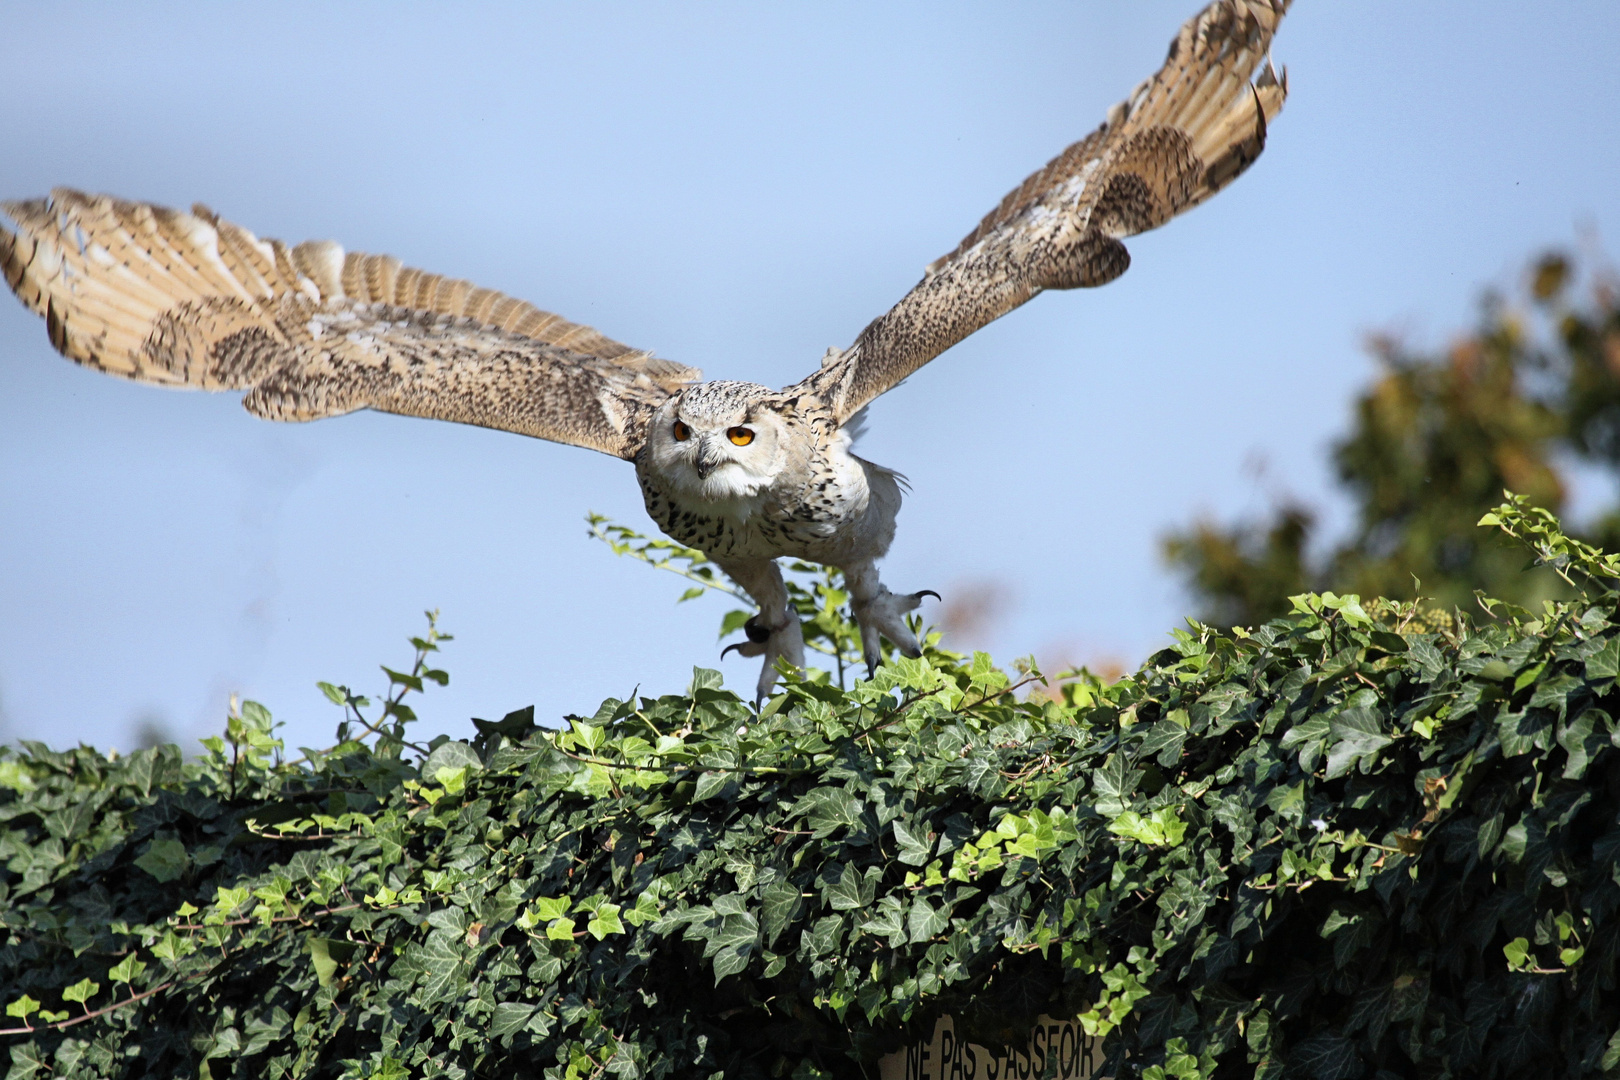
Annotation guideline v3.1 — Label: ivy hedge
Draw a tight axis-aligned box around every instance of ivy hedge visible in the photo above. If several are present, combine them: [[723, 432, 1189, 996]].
[[3, 497, 1620, 1079]]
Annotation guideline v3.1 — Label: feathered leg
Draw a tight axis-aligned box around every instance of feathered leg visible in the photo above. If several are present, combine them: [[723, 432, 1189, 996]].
[[842, 560, 939, 678], [716, 557, 805, 704]]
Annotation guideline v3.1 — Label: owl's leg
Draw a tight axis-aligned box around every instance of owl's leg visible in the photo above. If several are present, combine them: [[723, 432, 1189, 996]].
[[715, 557, 805, 703], [842, 560, 940, 678]]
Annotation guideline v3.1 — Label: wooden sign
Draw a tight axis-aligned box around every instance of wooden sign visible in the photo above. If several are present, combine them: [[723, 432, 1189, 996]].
[[878, 1014, 1106, 1080]]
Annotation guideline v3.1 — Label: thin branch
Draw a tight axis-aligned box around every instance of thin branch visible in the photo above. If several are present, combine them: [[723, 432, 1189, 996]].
[[0, 978, 183, 1036], [172, 902, 363, 931]]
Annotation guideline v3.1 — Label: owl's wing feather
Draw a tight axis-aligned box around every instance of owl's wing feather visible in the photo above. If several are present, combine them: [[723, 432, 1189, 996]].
[[0, 189, 697, 458], [794, 0, 1288, 424]]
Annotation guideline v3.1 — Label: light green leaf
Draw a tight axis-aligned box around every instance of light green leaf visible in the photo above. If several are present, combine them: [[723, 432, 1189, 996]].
[[61, 979, 99, 1006], [586, 904, 624, 939], [108, 955, 147, 986], [0, 759, 36, 793]]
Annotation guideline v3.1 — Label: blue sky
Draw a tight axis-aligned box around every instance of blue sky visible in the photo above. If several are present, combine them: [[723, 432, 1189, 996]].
[[3, 2, 1619, 753]]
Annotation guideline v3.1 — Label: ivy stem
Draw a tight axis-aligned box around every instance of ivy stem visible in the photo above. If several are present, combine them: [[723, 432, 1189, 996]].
[[0, 978, 184, 1036]]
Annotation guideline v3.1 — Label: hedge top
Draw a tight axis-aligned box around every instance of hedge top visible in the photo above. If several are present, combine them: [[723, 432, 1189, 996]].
[[3, 496, 1619, 1080]]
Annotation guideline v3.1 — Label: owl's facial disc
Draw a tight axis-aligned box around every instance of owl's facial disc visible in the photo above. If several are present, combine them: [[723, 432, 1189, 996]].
[[646, 382, 785, 500]]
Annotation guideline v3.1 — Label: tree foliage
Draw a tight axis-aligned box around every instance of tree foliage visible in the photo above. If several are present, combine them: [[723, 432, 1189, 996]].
[[1166, 250, 1620, 627], [5, 499, 1620, 1078]]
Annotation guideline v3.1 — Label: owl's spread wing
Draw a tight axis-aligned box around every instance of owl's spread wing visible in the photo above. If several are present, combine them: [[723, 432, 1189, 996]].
[[794, 0, 1288, 424], [0, 189, 698, 459]]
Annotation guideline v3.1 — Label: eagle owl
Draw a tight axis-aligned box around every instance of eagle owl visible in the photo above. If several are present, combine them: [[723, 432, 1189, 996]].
[[1, 0, 1288, 701]]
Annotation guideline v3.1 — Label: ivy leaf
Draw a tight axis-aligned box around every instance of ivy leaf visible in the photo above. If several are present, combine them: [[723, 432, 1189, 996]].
[[1092, 754, 1142, 816], [107, 955, 147, 986], [906, 898, 949, 944], [586, 904, 625, 939], [1325, 707, 1393, 779], [798, 787, 863, 838], [1586, 635, 1620, 681], [5, 994, 40, 1020], [490, 1002, 539, 1038], [1288, 1033, 1360, 1080], [134, 839, 189, 883], [307, 937, 356, 988], [421, 740, 482, 779], [693, 771, 731, 803], [761, 879, 805, 946], [891, 820, 932, 866], [60, 979, 100, 1007]]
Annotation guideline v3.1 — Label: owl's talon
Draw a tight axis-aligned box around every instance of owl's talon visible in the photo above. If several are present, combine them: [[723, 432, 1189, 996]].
[[720, 614, 805, 706], [851, 582, 940, 678]]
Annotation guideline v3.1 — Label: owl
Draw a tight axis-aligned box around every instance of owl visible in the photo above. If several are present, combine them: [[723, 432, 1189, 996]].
[[1, 0, 1288, 702]]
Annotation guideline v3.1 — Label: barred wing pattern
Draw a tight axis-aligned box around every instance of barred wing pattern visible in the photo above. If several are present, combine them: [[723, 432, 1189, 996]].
[[799, 0, 1289, 424], [0, 191, 698, 459]]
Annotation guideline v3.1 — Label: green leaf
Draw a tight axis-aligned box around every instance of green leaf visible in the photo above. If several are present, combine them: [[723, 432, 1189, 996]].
[[534, 896, 571, 921], [798, 787, 863, 837], [381, 666, 424, 692], [6, 994, 40, 1019], [1288, 1033, 1360, 1080], [107, 955, 147, 986], [0, 759, 36, 793], [693, 771, 731, 802], [1325, 707, 1393, 779], [421, 740, 483, 779], [891, 820, 932, 866], [240, 699, 273, 730], [1587, 635, 1620, 681], [317, 681, 348, 705], [133, 838, 189, 883], [308, 937, 340, 988], [60, 979, 99, 1006], [761, 879, 805, 946], [906, 898, 948, 944], [586, 904, 624, 939], [490, 1002, 539, 1038], [822, 863, 876, 911]]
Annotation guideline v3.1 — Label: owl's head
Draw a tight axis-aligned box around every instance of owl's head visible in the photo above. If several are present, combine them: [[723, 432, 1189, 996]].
[[645, 381, 789, 500]]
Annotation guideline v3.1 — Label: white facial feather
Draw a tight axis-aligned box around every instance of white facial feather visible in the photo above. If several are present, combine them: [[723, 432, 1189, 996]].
[[645, 385, 786, 508]]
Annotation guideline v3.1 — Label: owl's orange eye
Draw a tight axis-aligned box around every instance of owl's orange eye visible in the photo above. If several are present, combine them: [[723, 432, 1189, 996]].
[[727, 427, 755, 447], [672, 421, 691, 441]]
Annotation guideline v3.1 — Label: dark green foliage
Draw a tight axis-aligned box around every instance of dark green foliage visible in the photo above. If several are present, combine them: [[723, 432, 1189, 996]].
[[5, 500, 1620, 1079], [1166, 249, 1620, 627]]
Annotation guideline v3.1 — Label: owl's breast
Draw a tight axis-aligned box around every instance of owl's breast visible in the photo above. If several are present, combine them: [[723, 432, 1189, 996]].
[[632, 433, 900, 565]]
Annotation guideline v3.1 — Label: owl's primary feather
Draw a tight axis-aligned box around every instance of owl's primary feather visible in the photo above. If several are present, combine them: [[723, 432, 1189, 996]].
[[1, 0, 1290, 701], [0, 192, 699, 458], [800, 0, 1288, 424]]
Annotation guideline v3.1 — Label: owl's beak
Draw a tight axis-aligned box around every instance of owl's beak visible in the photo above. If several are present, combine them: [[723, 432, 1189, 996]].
[[695, 435, 727, 479]]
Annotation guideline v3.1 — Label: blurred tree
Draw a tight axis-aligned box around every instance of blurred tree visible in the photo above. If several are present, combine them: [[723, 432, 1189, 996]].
[[1166, 249, 1620, 626]]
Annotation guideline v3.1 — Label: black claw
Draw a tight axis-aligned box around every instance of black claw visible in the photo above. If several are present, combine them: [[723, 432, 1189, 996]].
[[743, 615, 772, 644], [720, 642, 748, 660], [916, 589, 941, 602], [865, 657, 879, 679]]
